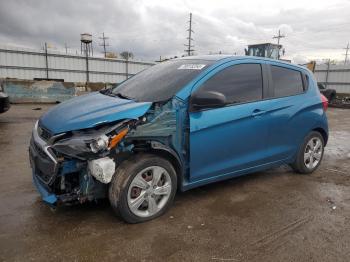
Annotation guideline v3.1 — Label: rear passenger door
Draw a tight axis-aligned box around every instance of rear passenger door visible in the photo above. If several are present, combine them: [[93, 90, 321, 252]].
[[264, 64, 307, 161], [189, 62, 271, 182]]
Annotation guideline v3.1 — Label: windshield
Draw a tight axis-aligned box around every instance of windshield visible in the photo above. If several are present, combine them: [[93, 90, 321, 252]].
[[111, 59, 214, 102]]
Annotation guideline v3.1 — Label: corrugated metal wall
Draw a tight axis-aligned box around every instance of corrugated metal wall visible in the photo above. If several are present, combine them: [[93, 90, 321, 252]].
[[314, 64, 350, 93], [0, 46, 154, 83], [4, 46, 348, 93]]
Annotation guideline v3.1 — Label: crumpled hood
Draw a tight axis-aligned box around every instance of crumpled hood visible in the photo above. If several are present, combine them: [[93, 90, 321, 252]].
[[40, 92, 152, 134]]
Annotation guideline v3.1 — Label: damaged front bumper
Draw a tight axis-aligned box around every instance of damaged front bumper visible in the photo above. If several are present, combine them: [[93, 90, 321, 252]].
[[31, 167, 105, 206], [30, 149, 108, 206], [29, 122, 108, 206], [32, 171, 57, 205]]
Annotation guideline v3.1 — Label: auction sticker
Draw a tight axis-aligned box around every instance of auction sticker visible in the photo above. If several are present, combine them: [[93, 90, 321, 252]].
[[178, 64, 206, 70]]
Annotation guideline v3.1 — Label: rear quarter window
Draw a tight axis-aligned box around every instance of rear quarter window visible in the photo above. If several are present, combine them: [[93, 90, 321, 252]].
[[271, 66, 304, 97]]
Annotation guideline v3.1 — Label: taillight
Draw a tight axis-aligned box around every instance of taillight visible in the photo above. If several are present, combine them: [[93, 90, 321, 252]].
[[321, 94, 328, 111]]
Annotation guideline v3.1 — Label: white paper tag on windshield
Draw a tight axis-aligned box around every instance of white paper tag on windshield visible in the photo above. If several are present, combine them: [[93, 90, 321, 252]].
[[178, 64, 206, 70]]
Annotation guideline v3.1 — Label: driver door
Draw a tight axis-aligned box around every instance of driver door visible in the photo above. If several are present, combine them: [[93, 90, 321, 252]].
[[189, 62, 270, 182]]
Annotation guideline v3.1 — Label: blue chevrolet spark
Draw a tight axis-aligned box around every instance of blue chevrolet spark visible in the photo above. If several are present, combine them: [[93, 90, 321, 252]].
[[29, 56, 329, 223]]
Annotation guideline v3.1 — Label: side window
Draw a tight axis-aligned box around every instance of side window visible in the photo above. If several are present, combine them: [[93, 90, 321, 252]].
[[196, 63, 263, 105], [271, 66, 304, 97]]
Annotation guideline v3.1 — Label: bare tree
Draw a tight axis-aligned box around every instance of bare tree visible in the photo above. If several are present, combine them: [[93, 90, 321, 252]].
[[120, 51, 134, 60]]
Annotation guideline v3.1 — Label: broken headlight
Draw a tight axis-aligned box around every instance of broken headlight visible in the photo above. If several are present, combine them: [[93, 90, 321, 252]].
[[90, 134, 109, 153], [52, 135, 103, 159], [52, 122, 130, 159]]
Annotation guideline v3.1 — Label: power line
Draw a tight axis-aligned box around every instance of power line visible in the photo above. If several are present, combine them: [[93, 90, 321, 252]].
[[344, 42, 349, 65], [99, 32, 109, 58], [184, 13, 195, 56]]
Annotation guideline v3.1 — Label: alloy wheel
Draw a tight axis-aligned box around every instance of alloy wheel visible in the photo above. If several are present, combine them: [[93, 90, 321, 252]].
[[304, 137, 323, 169], [127, 166, 172, 218]]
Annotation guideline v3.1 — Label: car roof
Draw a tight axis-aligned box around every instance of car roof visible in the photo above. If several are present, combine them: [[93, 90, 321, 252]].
[[178, 55, 307, 71], [179, 54, 238, 61]]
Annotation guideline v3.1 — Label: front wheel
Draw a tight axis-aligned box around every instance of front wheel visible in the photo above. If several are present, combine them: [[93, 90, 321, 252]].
[[109, 154, 177, 223], [291, 131, 325, 174]]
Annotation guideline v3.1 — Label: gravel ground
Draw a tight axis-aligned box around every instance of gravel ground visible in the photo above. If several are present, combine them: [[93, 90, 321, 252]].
[[0, 104, 349, 262]]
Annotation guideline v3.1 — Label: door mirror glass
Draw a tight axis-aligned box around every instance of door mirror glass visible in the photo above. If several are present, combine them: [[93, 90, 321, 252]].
[[190, 91, 226, 111]]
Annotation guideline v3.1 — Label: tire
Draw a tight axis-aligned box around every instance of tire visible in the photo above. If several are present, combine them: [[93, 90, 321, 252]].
[[108, 153, 177, 223], [291, 131, 325, 174]]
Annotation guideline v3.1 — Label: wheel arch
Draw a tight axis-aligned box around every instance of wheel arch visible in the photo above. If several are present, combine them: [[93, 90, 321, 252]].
[[132, 140, 184, 189], [312, 127, 328, 145]]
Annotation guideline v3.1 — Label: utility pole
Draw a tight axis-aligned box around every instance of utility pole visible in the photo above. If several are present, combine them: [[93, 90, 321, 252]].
[[344, 42, 349, 65], [184, 13, 195, 56], [273, 29, 285, 46], [325, 59, 330, 88], [44, 42, 49, 80], [273, 29, 286, 59], [99, 32, 109, 58]]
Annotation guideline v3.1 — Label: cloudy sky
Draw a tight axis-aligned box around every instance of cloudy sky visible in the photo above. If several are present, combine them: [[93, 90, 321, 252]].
[[0, 0, 349, 63]]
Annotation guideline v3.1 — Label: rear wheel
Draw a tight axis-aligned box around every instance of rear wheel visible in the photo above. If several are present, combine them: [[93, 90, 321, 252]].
[[109, 153, 177, 223], [291, 131, 324, 174]]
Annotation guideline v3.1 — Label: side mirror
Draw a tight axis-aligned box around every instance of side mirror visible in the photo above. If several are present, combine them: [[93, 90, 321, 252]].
[[190, 91, 227, 111]]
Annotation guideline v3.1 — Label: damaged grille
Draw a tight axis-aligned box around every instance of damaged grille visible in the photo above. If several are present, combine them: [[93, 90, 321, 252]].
[[30, 138, 58, 184], [36, 167, 55, 184], [38, 124, 52, 141]]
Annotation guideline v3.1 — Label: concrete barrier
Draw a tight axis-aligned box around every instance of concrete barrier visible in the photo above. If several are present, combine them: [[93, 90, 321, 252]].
[[1, 79, 109, 103]]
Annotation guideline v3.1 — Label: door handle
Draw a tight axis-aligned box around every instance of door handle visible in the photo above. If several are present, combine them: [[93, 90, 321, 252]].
[[252, 109, 266, 117]]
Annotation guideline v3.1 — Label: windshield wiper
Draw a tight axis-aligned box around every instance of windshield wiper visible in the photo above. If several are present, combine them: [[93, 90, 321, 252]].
[[100, 89, 134, 100], [109, 92, 133, 100], [116, 93, 132, 100], [99, 88, 113, 95]]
